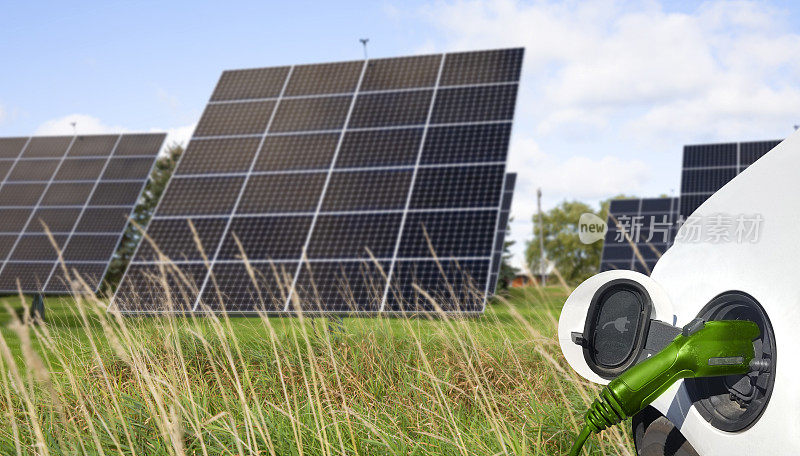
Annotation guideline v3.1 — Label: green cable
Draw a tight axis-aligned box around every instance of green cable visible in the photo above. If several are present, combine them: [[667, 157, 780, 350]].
[[565, 320, 759, 455], [568, 424, 592, 456]]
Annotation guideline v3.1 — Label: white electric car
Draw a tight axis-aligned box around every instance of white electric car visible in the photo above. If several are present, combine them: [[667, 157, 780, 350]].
[[559, 130, 800, 455]]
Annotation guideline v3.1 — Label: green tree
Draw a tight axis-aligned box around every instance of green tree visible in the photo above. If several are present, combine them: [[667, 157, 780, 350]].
[[525, 199, 612, 285], [102, 143, 184, 291]]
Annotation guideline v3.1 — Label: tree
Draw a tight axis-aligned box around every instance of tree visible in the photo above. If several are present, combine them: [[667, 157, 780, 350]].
[[102, 143, 184, 291], [525, 199, 612, 285]]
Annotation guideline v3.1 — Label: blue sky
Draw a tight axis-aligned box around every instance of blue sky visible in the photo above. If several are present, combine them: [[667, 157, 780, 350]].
[[2, 0, 799, 267]]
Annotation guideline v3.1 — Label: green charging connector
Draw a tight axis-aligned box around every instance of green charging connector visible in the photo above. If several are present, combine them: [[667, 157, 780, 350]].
[[568, 319, 760, 455]]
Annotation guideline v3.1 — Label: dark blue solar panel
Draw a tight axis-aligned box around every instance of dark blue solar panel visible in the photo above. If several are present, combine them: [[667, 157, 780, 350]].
[[740, 140, 780, 167], [679, 139, 781, 217], [115, 49, 523, 314], [682, 143, 737, 168], [600, 197, 678, 274], [0, 133, 165, 293], [608, 199, 639, 214]]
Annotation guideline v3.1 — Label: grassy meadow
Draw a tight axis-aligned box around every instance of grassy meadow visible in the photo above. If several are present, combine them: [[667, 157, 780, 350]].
[[0, 284, 633, 455]]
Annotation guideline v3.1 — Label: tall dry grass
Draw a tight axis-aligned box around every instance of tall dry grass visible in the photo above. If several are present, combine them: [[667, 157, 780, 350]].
[[0, 262, 633, 455]]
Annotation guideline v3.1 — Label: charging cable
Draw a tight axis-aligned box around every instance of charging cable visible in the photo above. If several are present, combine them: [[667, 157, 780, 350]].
[[568, 319, 762, 455]]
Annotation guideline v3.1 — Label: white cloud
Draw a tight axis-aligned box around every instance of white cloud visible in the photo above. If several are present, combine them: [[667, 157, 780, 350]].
[[535, 107, 609, 136], [156, 88, 180, 111], [0, 103, 21, 126], [421, 0, 800, 139], [158, 124, 195, 150], [504, 134, 650, 265], [509, 136, 649, 200], [628, 83, 800, 140], [416, 0, 800, 267]]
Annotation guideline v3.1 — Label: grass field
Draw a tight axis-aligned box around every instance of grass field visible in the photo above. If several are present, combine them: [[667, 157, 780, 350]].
[[0, 285, 633, 455]]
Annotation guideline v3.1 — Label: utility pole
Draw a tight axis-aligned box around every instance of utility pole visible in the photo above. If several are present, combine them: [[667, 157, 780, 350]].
[[537, 188, 546, 286], [359, 38, 369, 60]]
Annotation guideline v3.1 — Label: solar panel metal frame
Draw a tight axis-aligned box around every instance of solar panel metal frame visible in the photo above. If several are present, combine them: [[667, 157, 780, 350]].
[[0, 133, 165, 294], [599, 197, 678, 274], [114, 48, 523, 315]]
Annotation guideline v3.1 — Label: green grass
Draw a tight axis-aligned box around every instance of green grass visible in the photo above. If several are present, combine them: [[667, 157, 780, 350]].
[[0, 286, 633, 455]]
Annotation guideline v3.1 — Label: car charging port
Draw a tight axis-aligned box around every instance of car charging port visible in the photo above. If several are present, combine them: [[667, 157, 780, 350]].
[[684, 291, 776, 432]]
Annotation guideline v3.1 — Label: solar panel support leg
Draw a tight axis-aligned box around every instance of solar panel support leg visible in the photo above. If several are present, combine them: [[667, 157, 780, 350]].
[[32, 293, 45, 323]]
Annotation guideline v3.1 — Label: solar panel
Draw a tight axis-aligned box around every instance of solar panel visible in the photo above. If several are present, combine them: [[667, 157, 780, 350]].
[[114, 48, 523, 314], [679, 139, 781, 216], [487, 173, 515, 295], [0, 133, 165, 293], [599, 197, 678, 274], [601, 139, 782, 274]]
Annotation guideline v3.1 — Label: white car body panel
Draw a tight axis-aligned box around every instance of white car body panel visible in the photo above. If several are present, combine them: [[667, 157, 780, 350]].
[[559, 130, 800, 455]]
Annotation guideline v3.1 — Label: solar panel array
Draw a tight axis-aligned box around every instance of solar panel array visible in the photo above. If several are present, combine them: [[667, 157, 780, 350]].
[[599, 198, 678, 273], [0, 133, 165, 293], [487, 173, 515, 295], [679, 139, 781, 216], [600, 139, 781, 273], [114, 48, 523, 314]]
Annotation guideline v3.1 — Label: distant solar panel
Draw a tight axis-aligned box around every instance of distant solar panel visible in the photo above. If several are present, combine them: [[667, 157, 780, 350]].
[[680, 140, 781, 216], [600, 139, 781, 274], [487, 173, 515, 295], [114, 48, 523, 314], [599, 198, 678, 274], [0, 133, 165, 293]]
